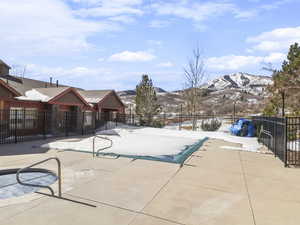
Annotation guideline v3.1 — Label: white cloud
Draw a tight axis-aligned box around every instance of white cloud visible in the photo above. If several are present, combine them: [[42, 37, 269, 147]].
[[264, 52, 286, 63], [0, 0, 120, 56], [109, 15, 136, 24], [24, 63, 167, 90], [247, 26, 300, 52], [157, 62, 174, 68], [26, 64, 108, 78], [150, 0, 258, 29], [108, 51, 156, 62], [149, 20, 172, 28], [73, 0, 144, 17], [207, 53, 285, 71], [152, 1, 236, 22], [260, 0, 295, 10]]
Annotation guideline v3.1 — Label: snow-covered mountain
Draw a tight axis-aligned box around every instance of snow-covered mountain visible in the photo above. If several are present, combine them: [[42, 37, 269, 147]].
[[204, 72, 272, 95], [118, 73, 272, 114]]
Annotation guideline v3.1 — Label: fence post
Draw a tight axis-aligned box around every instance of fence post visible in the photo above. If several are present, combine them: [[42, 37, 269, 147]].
[[82, 111, 84, 135], [93, 112, 96, 134], [179, 104, 182, 130], [274, 118, 277, 157], [43, 111, 46, 139], [14, 110, 17, 143], [65, 112, 68, 137], [132, 114, 134, 126], [115, 113, 118, 127], [284, 117, 288, 167]]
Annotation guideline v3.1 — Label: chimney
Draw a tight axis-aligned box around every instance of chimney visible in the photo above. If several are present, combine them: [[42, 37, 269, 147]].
[[56, 80, 58, 87], [50, 77, 52, 87]]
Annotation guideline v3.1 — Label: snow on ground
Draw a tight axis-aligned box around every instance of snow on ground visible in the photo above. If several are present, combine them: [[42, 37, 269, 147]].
[[41, 124, 262, 156], [288, 139, 300, 151], [133, 126, 261, 152]]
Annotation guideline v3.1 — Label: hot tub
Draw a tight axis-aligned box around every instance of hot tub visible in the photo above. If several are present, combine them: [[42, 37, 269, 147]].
[[0, 168, 57, 199]]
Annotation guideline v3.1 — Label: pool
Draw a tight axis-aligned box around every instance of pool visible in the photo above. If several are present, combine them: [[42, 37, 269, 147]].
[[97, 138, 208, 165], [0, 168, 57, 199]]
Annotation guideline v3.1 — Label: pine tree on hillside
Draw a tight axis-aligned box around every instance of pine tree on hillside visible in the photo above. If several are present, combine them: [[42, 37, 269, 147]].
[[135, 75, 160, 125], [265, 43, 300, 115]]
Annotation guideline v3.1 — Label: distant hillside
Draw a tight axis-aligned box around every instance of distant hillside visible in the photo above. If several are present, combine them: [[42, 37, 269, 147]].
[[118, 87, 166, 96], [119, 73, 271, 114]]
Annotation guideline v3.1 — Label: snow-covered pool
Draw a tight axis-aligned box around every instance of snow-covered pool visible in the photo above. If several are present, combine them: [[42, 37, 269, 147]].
[[97, 137, 208, 164], [0, 168, 57, 199], [41, 125, 261, 164]]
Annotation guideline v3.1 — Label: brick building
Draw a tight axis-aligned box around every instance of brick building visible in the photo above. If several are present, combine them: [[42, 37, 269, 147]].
[[0, 59, 125, 138]]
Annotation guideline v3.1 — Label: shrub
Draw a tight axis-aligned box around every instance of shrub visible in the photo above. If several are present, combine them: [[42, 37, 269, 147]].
[[201, 118, 222, 131], [152, 120, 164, 128]]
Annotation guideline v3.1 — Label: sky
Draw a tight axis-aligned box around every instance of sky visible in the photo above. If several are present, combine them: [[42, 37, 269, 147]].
[[1, 0, 300, 91]]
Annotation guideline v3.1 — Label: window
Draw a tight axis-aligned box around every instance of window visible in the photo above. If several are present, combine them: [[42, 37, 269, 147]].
[[25, 108, 38, 129], [10, 107, 23, 129], [84, 111, 93, 126], [10, 107, 38, 129]]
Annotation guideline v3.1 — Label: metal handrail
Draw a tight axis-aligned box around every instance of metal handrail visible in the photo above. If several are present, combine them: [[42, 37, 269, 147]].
[[93, 135, 113, 157], [260, 129, 274, 148], [16, 157, 62, 197]]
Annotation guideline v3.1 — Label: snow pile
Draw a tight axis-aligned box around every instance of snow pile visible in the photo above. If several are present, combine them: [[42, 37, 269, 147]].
[[16, 89, 50, 102]]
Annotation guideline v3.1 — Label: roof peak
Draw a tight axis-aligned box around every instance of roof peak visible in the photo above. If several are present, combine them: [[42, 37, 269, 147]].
[[0, 59, 11, 69]]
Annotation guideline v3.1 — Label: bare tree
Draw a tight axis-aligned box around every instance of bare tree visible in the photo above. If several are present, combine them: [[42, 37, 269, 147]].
[[183, 46, 207, 130]]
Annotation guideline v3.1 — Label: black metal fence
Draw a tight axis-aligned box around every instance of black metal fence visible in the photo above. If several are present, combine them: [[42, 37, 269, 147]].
[[109, 113, 247, 130], [0, 109, 96, 145], [2, 109, 299, 166], [253, 116, 300, 166], [1, 110, 245, 145]]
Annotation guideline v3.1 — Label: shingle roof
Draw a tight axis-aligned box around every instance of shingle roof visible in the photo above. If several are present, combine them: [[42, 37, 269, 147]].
[[78, 90, 113, 104], [16, 87, 69, 102], [0, 75, 81, 95], [34, 87, 70, 99]]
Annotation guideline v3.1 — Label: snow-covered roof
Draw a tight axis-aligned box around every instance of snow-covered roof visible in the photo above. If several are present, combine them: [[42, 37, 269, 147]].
[[16, 87, 69, 102], [78, 90, 113, 104]]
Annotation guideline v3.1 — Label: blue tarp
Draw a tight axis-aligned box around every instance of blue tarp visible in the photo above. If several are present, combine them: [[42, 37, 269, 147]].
[[230, 118, 255, 137]]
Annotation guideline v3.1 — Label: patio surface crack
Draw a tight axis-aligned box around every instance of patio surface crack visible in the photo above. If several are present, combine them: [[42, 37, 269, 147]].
[[238, 151, 257, 225]]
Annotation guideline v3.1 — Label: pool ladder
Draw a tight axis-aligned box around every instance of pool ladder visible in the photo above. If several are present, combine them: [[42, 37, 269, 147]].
[[92, 135, 113, 157], [16, 157, 62, 197]]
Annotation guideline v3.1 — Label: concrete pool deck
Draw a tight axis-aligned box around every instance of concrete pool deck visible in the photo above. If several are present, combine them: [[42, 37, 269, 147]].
[[0, 138, 300, 225]]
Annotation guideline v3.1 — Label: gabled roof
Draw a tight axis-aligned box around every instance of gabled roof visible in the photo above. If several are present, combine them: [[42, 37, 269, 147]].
[[78, 90, 113, 104], [16, 87, 91, 107], [34, 87, 70, 101], [0, 79, 21, 96], [48, 88, 91, 107], [79, 90, 125, 107]]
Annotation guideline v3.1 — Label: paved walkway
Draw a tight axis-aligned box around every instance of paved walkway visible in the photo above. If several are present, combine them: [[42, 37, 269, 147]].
[[0, 138, 300, 225]]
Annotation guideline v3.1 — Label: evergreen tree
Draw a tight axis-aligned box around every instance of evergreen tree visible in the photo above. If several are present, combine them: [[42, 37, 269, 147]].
[[264, 43, 300, 115], [135, 75, 160, 125]]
